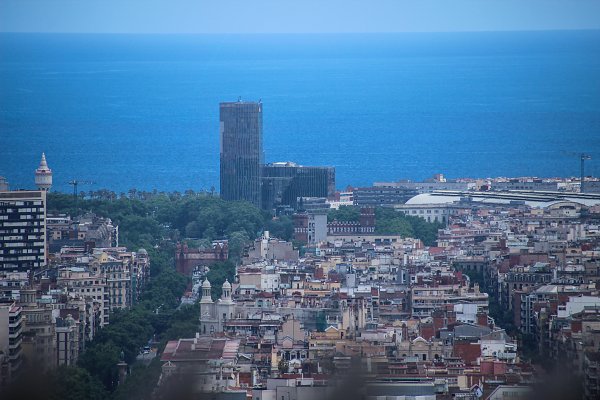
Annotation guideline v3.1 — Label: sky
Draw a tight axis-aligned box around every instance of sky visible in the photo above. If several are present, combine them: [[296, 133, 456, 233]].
[[1, 0, 600, 34]]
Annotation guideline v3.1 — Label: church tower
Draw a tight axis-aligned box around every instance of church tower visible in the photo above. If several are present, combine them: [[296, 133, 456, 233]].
[[199, 278, 216, 335], [199, 278, 237, 335], [35, 153, 53, 191], [218, 279, 236, 324]]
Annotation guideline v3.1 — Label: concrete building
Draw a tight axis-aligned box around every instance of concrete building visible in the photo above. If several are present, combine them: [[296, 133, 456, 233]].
[[262, 162, 335, 211], [199, 279, 236, 335], [410, 284, 489, 318], [293, 212, 327, 245], [55, 313, 79, 366], [492, 179, 559, 191], [244, 232, 298, 263], [219, 100, 263, 208], [353, 186, 418, 207], [395, 203, 457, 224], [18, 289, 56, 371], [57, 267, 109, 327], [374, 179, 476, 193], [0, 299, 23, 380], [327, 207, 376, 235], [0, 190, 47, 272]]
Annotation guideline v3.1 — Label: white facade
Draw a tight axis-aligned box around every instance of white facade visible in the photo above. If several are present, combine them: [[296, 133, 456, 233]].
[[557, 296, 600, 318]]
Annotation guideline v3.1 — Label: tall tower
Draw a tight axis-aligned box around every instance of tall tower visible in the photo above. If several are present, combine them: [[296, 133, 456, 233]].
[[35, 153, 53, 191], [219, 100, 263, 207], [199, 278, 216, 335]]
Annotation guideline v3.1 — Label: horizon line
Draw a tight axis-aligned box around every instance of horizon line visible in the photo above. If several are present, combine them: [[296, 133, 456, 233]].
[[2, 28, 600, 36]]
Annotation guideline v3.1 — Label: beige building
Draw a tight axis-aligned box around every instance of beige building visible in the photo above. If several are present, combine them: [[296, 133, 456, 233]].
[[0, 299, 22, 381], [58, 266, 108, 326], [55, 313, 79, 366], [18, 289, 56, 370]]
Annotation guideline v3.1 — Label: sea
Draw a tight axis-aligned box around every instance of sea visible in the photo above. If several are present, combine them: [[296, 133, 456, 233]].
[[1, 31, 599, 194]]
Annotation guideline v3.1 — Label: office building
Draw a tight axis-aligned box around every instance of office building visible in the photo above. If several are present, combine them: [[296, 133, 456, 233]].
[[262, 162, 335, 210], [219, 100, 263, 208], [353, 186, 418, 207], [0, 190, 47, 272]]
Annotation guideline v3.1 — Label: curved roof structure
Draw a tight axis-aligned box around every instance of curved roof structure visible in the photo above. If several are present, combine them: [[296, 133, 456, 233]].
[[404, 190, 600, 209]]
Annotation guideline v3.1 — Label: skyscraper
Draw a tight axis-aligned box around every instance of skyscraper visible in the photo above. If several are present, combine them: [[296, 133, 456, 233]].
[[219, 100, 263, 207]]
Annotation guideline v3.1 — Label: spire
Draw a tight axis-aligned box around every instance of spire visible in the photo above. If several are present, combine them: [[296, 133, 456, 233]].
[[39, 153, 48, 169], [35, 152, 53, 191]]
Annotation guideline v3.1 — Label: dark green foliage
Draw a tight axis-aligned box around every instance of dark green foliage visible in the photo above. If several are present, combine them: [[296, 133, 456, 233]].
[[75, 246, 189, 393], [375, 207, 443, 246], [35, 192, 275, 399], [206, 260, 236, 300], [47, 192, 265, 254], [265, 215, 294, 241], [327, 205, 360, 222], [316, 311, 327, 332], [111, 359, 162, 400], [3, 366, 107, 400], [327, 205, 442, 246]]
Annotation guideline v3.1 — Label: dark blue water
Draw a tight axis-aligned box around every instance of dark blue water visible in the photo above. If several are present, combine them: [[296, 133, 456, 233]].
[[1, 32, 600, 194]]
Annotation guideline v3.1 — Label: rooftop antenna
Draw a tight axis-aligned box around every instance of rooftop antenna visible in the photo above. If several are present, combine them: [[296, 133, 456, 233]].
[[238, 96, 242, 102]]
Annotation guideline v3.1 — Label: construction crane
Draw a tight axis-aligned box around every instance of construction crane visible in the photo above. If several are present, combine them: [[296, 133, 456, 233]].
[[67, 180, 95, 201], [580, 154, 592, 193]]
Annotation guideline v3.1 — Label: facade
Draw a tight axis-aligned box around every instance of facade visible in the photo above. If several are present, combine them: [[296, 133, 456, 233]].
[[395, 203, 457, 224], [327, 207, 376, 236], [199, 279, 236, 335], [293, 213, 327, 245], [492, 179, 559, 191], [57, 267, 109, 328], [175, 241, 228, 276], [55, 314, 79, 366], [18, 289, 56, 371], [0, 190, 47, 272], [374, 180, 476, 193], [353, 186, 418, 207], [219, 101, 263, 207], [0, 299, 22, 381], [261, 162, 335, 210]]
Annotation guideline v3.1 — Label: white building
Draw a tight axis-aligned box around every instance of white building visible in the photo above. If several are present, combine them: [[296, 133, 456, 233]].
[[199, 279, 236, 335], [0, 190, 47, 272]]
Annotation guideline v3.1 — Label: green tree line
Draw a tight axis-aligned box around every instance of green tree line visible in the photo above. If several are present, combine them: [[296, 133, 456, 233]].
[[328, 206, 443, 246]]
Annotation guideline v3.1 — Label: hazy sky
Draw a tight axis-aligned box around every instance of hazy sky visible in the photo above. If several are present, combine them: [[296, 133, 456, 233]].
[[1, 0, 600, 34]]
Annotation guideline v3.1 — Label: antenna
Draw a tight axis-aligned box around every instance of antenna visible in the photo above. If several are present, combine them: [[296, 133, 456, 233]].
[[581, 153, 592, 193], [67, 180, 96, 206]]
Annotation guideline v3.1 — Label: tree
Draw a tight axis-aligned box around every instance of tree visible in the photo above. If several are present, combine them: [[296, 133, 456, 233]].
[[328, 205, 360, 222], [206, 260, 236, 300]]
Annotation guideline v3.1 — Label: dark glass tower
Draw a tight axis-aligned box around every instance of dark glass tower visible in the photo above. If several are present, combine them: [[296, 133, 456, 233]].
[[219, 101, 263, 207]]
